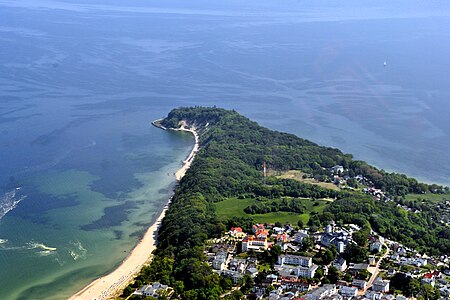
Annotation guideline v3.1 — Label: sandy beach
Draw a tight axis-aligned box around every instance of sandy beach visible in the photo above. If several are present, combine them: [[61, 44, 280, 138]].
[[69, 123, 198, 300]]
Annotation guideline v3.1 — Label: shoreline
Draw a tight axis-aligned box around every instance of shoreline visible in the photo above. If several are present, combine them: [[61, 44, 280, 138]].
[[69, 121, 198, 300]]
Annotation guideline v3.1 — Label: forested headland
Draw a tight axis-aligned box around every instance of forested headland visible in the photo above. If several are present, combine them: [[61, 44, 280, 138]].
[[123, 107, 450, 299]]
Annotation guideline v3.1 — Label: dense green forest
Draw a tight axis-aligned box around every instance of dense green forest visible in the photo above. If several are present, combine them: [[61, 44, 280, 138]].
[[124, 107, 449, 299]]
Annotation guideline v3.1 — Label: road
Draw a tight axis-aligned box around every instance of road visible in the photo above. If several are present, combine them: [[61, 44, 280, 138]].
[[358, 240, 390, 295]]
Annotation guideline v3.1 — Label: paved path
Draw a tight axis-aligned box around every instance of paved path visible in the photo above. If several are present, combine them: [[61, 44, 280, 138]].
[[358, 240, 390, 295]]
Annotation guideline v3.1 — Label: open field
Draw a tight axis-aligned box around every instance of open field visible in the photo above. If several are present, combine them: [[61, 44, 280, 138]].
[[270, 170, 341, 191], [214, 196, 329, 225], [405, 193, 450, 203]]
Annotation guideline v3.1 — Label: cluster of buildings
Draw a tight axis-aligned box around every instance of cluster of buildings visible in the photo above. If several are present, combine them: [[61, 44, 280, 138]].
[[133, 218, 450, 300], [207, 218, 450, 300]]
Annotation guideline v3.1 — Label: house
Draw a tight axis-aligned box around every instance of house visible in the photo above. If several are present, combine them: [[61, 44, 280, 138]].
[[242, 236, 268, 251], [370, 242, 382, 253], [281, 291, 297, 299], [321, 232, 348, 253], [348, 263, 369, 272], [280, 279, 311, 292], [352, 279, 367, 290], [397, 247, 407, 256], [390, 253, 400, 261], [250, 287, 266, 299], [336, 241, 345, 254], [222, 270, 244, 284], [230, 227, 246, 238], [415, 258, 427, 267], [372, 277, 390, 292], [278, 254, 313, 267], [133, 282, 172, 298], [253, 224, 266, 233], [228, 258, 246, 273], [331, 165, 344, 174], [246, 267, 259, 278], [273, 227, 285, 234], [339, 286, 357, 297], [255, 228, 269, 239], [421, 273, 436, 287], [333, 257, 347, 272], [269, 286, 284, 300], [432, 270, 442, 279], [325, 225, 333, 234], [212, 251, 227, 270], [294, 265, 318, 279], [266, 274, 279, 284], [439, 287, 450, 297], [277, 264, 319, 279], [294, 231, 309, 244], [282, 243, 300, 252], [306, 284, 337, 300], [277, 234, 289, 244], [284, 224, 294, 233]]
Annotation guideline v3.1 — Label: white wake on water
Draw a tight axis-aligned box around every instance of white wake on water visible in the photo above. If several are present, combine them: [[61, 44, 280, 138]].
[[26, 241, 58, 256], [26, 241, 57, 251]]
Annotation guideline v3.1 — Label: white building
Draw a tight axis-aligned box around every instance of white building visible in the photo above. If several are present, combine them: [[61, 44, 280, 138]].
[[333, 256, 347, 272], [212, 252, 227, 270], [331, 165, 344, 174], [307, 284, 337, 300], [278, 254, 312, 267], [326, 224, 333, 233], [337, 241, 345, 253], [242, 236, 268, 252], [372, 278, 390, 293], [277, 264, 319, 279], [294, 231, 309, 244], [352, 279, 367, 290], [370, 241, 382, 253], [133, 282, 170, 298], [294, 264, 318, 278], [340, 286, 358, 297]]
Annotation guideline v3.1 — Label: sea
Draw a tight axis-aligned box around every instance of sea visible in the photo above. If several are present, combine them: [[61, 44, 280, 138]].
[[1, 0, 450, 299]]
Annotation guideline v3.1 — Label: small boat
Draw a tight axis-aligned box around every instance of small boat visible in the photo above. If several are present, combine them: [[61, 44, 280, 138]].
[[383, 61, 387, 67]]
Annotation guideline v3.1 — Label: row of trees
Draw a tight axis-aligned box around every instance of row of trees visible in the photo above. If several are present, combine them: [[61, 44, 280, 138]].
[[244, 198, 309, 214]]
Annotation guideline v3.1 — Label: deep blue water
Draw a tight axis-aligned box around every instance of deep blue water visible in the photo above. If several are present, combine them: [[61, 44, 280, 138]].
[[1, 0, 450, 299]]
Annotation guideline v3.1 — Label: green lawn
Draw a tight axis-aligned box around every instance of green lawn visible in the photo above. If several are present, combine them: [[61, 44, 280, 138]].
[[214, 197, 329, 225], [405, 193, 450, 203], [271, 170, 340, 191]]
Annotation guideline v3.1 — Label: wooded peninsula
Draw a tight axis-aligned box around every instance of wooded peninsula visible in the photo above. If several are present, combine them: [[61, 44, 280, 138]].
[[122, 107, 450, 300]]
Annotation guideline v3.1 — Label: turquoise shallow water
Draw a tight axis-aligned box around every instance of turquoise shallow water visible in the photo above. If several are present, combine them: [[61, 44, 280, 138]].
[[1, 0, 450, 299], [0, 125, 194, 299]]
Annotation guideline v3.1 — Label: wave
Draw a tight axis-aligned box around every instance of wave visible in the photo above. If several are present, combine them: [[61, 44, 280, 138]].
[[0, 188, 26, 220]]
